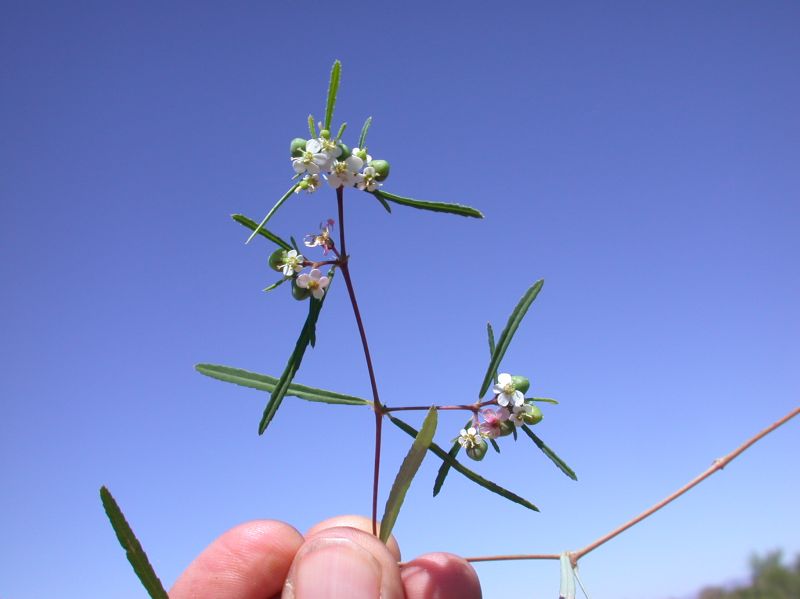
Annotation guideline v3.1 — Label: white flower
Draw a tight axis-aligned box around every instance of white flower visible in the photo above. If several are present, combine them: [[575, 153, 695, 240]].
[[456, 426, 482, 449], [494, 373, 524, 407], [295, 268, 330, 299], [327, 155, 364, 189], [509, 403, 534, 427], [317, 136, 342, 160], [294, 174, 321, 194], [281, 249, 304, 276], [351, 147, 372, 164], [291, 139, 332, 175], [356, 166, 381, 192]]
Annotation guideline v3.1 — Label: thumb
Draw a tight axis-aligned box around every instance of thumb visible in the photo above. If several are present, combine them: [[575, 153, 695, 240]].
[[282, 526, 404, 599]]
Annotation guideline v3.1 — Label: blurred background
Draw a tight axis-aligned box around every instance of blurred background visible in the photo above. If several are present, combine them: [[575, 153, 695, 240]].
[[1, 2, 798, 597]]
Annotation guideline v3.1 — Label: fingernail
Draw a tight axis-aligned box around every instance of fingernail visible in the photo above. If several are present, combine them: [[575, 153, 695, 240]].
[[284, 537, 382, 599]]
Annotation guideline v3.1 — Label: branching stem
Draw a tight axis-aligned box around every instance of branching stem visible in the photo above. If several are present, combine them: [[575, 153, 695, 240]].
[[452, 405, 799, 567]]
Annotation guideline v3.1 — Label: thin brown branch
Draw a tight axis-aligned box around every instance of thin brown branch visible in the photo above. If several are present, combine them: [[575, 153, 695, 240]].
[[384, 400, 497, 413], [337, 186, 384, 538], [458, 405, 799, 566]]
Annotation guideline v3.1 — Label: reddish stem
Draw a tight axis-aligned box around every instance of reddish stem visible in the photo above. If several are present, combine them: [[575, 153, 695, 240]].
[[337, 186, 384, 537]]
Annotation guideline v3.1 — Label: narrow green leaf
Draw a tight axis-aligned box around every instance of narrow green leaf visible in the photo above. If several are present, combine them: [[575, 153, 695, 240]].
[[372, 192, 392, 213], [432, 418, 471, 497], [388, 415, 539, 511], [487, 322, 498, 384], [530, 397, 559, 404], [521, 425, 577, 480], [258, 274, 332, 434], [263, 277, 288, 293], [196, 363, 370, 406], [489, 438, 501, 453], [323, 60, 341, 131], [511, 424, 518, 441], [290, 236, 300, 252], [380, 407, 438, 543], [100, 487, 168, 599], [478, 279, 544, 398], [308, 114, 317, 138], [358, 116, 372, 149], [336, 122, 347, 140], [245, 184, 300, 245], [232, 214, 292, 250], [372, 190, 483, 219]]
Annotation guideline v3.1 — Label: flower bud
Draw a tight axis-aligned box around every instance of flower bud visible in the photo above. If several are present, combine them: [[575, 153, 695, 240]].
[[355, 148, 368, 160], [370, 159, 390, 181], [338, 143, 351, 160], [523, 404, 543, 425], [290, 138, 307, 157], [511, 375, 530, 395], [498, 420, 515, 437], [320, 129, 331, 139], [291, 278, 310, 301], [268, 248, 287, 272], [466, 438, 488, 461]]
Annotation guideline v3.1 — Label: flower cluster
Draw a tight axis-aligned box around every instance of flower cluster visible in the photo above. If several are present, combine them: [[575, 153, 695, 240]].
[[454, 372, 544, 462], [290, 130, 390, 194], [267, 221, 337, 301]]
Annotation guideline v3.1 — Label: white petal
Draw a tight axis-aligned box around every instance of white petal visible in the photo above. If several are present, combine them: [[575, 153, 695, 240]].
[[296, 274, 310, 288], [312, 287, 325, 299], [497, 373, 512, 385], [292, 160, 306, 174], [318, 276, 330, 289], [309, 268, 322, 280], [306, 139, 321, 153], [497, 395, 509, 407], [346, 155, 363, 171]]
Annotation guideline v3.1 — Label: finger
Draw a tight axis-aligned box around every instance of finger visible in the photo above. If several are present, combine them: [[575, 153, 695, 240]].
[[170, 520, 304, 599], [283, 526, 404, 599], [401, 552, 482, 599], [305, 514, 401, 561]]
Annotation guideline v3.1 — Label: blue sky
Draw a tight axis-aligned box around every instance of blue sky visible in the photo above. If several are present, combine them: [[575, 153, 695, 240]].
[[1, 2, 798, 598]]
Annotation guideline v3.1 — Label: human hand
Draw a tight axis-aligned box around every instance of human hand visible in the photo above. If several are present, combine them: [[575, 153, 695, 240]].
[[170, 515, 481, 599]]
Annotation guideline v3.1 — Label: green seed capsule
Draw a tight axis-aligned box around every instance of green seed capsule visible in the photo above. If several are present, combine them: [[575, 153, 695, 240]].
[[291, 279, 310, 301], [290, 138, 307, 157], [320, 129, 331, 139], [338, 143, 351, 160], [498, 420, 515, 437], [511, 375, 530, 395], [269, 248, 287, 272], [370, 159, 391, 181], [523, 404, 543, 425], [466, 440, 488, 461]]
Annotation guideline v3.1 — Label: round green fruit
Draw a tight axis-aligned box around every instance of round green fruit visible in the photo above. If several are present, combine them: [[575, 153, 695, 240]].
[[466, 440, 488, 461], [511, 375, 530, 395], [290, 138, 307, 157], [498, 420, 515, 437], [268, 249, 287, 272], [338, 143, 351, 160], [291, 279, 310, 301], [523, 404, 543, 425], [370, 159, 390, 180]]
